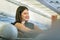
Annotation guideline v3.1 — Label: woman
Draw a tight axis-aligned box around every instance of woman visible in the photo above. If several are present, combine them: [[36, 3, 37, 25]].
[[12, 6, 42, 38]]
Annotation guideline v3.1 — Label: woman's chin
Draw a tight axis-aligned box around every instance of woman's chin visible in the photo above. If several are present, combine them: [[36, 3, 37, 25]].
[[25, 19, 29, 21]]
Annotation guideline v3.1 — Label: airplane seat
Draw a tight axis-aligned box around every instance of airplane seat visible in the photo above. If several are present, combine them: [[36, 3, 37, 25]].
[[33, 19, 60, 40], [0, 22, 18, 40]]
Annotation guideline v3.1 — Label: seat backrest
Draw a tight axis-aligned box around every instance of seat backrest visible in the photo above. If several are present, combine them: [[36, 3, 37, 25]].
[[33, 19, 60, 40], [0, 22, 18, 40]]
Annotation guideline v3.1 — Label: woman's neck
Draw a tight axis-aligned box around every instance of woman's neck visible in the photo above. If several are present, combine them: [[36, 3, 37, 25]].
[[21, 21, 25, 24]]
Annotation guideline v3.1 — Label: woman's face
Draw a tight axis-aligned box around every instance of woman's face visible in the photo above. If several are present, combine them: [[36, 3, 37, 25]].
[[21, 9, 29, 21]]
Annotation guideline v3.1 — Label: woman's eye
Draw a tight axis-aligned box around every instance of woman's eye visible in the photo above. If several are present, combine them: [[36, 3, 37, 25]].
[[24, 13, 29, 15]]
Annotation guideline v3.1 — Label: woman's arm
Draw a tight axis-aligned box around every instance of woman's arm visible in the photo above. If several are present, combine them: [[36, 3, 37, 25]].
[[15, 23, 32, 32], [34, 25, 43, 32]]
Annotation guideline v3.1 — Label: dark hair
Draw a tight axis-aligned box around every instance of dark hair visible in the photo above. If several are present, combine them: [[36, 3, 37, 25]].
[[15, 6, 28, 23]]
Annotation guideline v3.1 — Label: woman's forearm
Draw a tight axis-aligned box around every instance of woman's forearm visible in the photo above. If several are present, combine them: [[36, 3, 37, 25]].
[[34, 25, 43, 32], [15, 23, 32, 32]]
